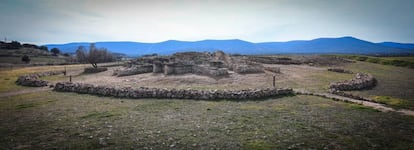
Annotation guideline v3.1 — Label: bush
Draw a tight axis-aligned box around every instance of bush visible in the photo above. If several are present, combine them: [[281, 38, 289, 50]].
[[21, 55, 31, 64], [51, 48, 60, 55]]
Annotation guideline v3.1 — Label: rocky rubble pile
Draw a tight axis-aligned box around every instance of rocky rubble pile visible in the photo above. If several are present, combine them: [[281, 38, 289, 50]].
[[15, 71, 63, 87], [54, 82, 293, 100], [329, 73, 376, 91]]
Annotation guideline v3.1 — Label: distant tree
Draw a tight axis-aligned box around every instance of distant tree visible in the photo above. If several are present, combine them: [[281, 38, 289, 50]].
[[76, 43, 114, 68], [22, 43, 39, 49], [87, 43, 104, 68], [39, 46, 48, 51], [21, 55, 31, 64], [51, 48, 60, 55], [76, 46, 87, 63], [63, 53, 70, 57], [10, 41, 21, 49]]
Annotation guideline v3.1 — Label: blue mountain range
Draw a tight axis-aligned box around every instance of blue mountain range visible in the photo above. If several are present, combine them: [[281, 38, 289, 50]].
[[45, 36, 414, 56]]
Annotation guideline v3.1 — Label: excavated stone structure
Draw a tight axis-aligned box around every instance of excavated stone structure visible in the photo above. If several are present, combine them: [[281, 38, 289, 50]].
[[329, 73, 376, 91], [54, 82, 293, 100], [15, 70, 64, 87], [113, 51, 265, 78]]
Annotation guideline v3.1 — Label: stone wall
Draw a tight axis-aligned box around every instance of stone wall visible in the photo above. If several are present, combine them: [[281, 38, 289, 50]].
[[54, 82, 293, 100], [164, 63, 193, 75], [15, 70, 64, 87], [329, 73, 376, 91], [113, 65, 153, 76], [233, 64, 264, 74], [153, 62, 163, 73], [193, 65, 229, 77]]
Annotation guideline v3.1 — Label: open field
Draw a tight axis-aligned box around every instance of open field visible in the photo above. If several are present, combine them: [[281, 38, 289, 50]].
[[342, 61, 414, 110], [1, 91, 414, 149], [1, 56, 414, 149], [335, 55, 414, 68], [0, 56, 67, 64]]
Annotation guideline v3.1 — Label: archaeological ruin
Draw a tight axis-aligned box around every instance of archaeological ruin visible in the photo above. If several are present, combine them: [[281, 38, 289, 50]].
[[113, 51, 267, 78], [329, 73, 376, 91]]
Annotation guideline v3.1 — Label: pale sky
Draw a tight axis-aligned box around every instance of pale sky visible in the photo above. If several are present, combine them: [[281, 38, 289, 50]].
[[0, 0, 413, 45]]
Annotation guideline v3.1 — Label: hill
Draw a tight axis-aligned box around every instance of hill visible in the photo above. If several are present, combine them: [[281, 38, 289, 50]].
[[378, 42, 414, 50], [45, 37, 414, 56], [0, 41, 69, 65]]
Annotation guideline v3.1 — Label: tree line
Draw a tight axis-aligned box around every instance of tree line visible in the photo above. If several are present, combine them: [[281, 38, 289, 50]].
[[0, 41, 48, 51]]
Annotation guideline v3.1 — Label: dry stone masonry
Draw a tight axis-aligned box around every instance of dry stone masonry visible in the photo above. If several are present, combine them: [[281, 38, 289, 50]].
[[113, 51, 266, 78], [329, 73, 376, 91], [54, 82, 293, 100], [15, 70, 64, 87]]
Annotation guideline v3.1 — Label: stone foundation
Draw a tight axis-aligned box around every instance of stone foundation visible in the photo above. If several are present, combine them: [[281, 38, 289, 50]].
[[193, 65, 229, 77], [233, 64, 264, 74], [153, 62, 163, 73], [329, 73, 376, 91], [114, 65, 153, 76], [164, 63, 193, 75], [15, 70, 64, 87], [54, 82, 293, 100]]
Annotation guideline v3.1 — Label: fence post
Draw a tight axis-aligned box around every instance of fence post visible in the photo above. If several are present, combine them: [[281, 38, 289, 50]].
[[273, 75, 276, 87], [69, 75, 72, 83]]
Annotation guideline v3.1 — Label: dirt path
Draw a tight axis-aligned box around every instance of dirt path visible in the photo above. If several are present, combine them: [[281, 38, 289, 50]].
[[293, 89, 414, 116], [0, 87, 52, 98]]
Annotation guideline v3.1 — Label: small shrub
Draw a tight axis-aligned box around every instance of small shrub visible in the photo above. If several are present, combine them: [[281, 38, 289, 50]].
[[21, 55, 31, 64]]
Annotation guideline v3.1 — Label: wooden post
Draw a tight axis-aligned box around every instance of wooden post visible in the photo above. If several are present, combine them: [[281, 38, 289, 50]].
[[69, 75, 72, 83], [64, 66, 67, 76], [273, 75, 276, 87]]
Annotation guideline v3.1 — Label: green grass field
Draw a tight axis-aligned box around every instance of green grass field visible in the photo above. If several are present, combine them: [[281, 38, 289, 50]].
[[1, 91, 413, 149], [337, 55, 414, 68]]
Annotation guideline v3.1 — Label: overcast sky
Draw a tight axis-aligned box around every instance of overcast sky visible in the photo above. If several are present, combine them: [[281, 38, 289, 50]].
[[0, 0, 413, 45]]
